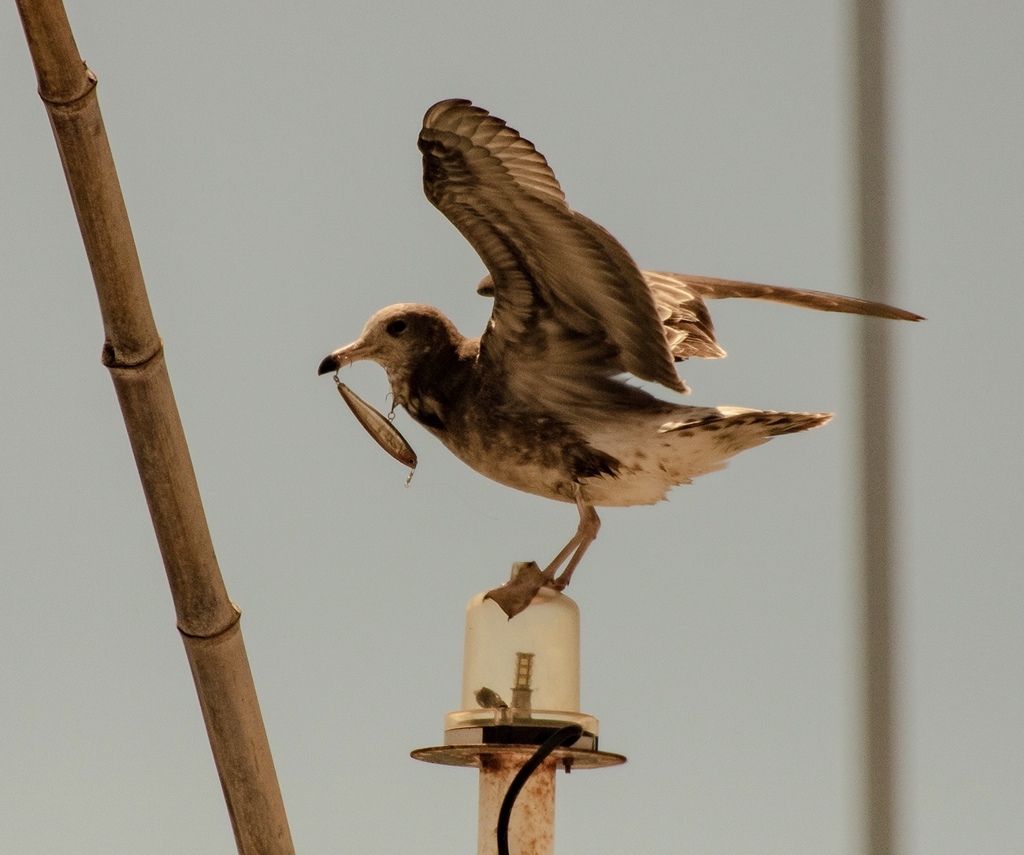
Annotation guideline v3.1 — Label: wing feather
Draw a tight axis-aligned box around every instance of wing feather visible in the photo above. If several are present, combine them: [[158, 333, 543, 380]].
[[642, 270, 923, 361], [419, 99, 685, 394], [481, 267, 923, 363]]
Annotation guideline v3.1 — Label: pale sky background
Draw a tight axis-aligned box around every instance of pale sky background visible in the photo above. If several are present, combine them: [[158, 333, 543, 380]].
[[2, 2, 1021, 854]]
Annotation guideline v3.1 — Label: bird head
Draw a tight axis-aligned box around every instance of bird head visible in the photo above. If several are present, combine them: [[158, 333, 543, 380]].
[[318, 303, 463, 403]]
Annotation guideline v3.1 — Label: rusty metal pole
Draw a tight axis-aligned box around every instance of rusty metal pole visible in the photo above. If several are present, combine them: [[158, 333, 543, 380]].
[[478, 755, 556, 855], [14, 2, 296, 853], [852, 1, 898, 853]]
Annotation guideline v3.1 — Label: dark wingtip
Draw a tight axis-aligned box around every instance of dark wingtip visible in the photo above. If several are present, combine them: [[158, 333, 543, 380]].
[[878, 305, 926, 322], [317, 355, 340, 376]]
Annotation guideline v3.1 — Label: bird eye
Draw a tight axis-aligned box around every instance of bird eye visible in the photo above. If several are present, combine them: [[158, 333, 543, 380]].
[[385, 319, 407, 337]]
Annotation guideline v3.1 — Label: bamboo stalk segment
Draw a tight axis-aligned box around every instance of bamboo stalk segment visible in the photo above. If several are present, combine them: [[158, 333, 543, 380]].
[[19, 1, 159, 365], [186, 617, 296, 855], [15, 1, 296, 852], [105, 355, 234, 634]]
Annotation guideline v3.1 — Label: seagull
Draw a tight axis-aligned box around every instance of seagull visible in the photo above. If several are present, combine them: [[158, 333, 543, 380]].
[[319, 99, 921, 615]]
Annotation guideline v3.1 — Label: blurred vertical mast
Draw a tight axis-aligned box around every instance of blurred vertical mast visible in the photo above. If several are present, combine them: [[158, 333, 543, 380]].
[[852, 1, 897, 854]]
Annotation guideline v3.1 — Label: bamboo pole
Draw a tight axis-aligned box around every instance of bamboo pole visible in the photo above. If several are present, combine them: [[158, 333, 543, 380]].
[[852, 1, 898, 853], [14, 2, 296, 853]]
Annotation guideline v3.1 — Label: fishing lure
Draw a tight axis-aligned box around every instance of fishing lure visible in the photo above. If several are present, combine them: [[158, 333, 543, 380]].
[[333, 376, 417, 480]]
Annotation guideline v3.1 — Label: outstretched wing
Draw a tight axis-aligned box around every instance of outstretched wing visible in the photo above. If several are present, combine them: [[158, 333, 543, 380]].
[[641, 270, 924, 360], [479, 267, 924, 364], [418, 99, 686, 396]]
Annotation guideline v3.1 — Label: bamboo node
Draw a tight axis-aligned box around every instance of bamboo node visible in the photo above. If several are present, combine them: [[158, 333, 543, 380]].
[[178, 602, 243, 642], [101, 338, 164, 370], [39, 62, 97, 108]]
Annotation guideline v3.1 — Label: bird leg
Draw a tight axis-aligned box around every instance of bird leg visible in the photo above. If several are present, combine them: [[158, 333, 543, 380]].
[[541, 485, 601, 590], [485, 487, 600, 619]]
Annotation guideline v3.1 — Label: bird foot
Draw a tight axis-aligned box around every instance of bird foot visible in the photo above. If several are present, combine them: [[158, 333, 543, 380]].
[[544, 574, 570, 592], [484, 561, 547, 619]]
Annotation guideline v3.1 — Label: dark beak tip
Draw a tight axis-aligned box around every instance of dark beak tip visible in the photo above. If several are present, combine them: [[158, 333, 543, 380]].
[[317, 355, 340, 376]]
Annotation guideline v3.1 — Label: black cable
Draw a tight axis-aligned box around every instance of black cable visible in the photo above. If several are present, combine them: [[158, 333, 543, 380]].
[[496, 724, 584, 855]]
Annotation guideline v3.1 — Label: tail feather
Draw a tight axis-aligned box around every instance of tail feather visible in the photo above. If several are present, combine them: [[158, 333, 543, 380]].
[[581, 406, 835, 507], [660, 408, 832, 437]]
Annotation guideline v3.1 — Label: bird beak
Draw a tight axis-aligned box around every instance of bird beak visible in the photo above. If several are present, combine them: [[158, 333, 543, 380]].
[[317, 339, 370, 375]]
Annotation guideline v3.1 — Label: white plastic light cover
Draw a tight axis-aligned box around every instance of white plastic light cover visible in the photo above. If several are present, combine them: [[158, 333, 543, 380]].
[[444, 588, 597, 736]]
